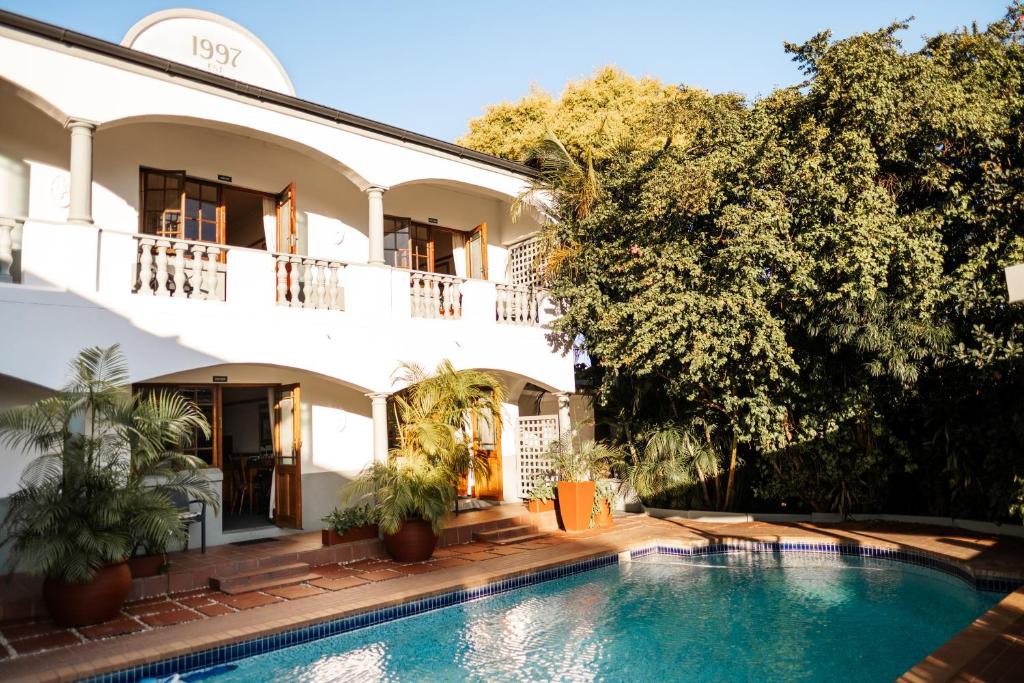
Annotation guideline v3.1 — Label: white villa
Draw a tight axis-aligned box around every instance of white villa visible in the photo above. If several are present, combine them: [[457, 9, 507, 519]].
[[0, 8, 587, 547]]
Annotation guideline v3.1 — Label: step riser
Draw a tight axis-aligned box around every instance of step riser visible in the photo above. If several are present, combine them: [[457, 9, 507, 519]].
[[488, 533, 548, 546], [216, 573, 322, 595], [473, 525, 538, 542], [210, 562, 311, 592]]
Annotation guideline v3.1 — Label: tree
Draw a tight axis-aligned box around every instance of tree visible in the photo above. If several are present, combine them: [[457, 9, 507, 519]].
[[481, 6, 1024, 520], [458, 66, 721, 164]]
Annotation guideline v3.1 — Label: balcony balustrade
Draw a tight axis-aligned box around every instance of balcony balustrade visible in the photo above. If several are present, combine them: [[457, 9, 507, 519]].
[[274, 254, 345, 310], [133, 236, 226, 300], [495, 283, 540, 326], [410, 272, 463, 319]]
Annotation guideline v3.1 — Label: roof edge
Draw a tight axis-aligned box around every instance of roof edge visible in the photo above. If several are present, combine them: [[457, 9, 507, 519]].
[[0, 9, 537, 179]]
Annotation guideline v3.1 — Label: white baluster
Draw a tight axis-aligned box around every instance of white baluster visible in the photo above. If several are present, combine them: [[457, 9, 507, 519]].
[[301, 258, 314, 308], [315, 261, 328, 309], [495, 287, 505, 323], [276, 255, 290, 305], [154, 240, 171, 296], [440, 278, 451, 318], [0, 220, 13, 283], [137, 237, 155, 294], [188, 244, 205, 299], [411, 274, 423, 317], [204, 246, 221, 301], [429, 276, 441, 318], [328, 263, 341, 310], [171, 242, 187, 298], [453, 279, 463, 319], [289, 256, 302, 307], [528, 288, 538, 325]]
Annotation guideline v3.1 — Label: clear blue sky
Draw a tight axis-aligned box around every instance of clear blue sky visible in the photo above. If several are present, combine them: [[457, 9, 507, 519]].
[[0, 1, 1010, 143]]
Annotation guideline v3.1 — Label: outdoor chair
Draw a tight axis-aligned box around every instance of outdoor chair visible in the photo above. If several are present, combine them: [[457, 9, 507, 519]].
[[171, 491, 207, 554]]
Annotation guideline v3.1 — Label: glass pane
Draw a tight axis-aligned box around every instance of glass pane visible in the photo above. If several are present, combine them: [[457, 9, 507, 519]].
[[164, 190, 180, 210], [166, 175, 181, 190], [145, 173, 164, 190], [185, 219, 199, 241], [185, 181, 199, 198], [201, 200, 217, 218], [201, 184, 217, 202], [195, 388, 213, 404], [186, 197, 200, 218], [144, 212, 161, 234], [468, 234, 484, 278], [278, 391, 294, 465], [145, 190, 165, 210], [201, 222, 217, 242]]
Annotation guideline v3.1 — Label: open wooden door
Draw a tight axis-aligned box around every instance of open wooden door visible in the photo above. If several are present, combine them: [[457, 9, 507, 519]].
[[472, 405, 502, 499], [273, 384, 302, 528], [465, 223, 488, 280], [275, 183, 297, 254]]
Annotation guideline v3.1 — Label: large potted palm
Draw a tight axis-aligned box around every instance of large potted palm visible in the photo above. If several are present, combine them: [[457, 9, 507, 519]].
[[0, 345, 217, 626], [546, 432, 622, 532], [349, 361, 504, 562]]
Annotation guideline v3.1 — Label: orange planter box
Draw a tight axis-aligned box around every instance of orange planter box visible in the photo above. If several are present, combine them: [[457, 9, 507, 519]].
[[527, 498, 555, 513], [557, 481, 596, 532], [322, 524, 379, 546]]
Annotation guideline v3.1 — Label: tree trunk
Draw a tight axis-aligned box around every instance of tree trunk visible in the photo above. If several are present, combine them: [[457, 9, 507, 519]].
[[695, 462, 712, 509], [704, 425, 721, 510], [724, 431, 738, 510]]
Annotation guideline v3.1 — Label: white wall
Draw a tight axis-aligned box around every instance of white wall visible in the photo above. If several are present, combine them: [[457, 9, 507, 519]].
[[0, 375, 52, 498]]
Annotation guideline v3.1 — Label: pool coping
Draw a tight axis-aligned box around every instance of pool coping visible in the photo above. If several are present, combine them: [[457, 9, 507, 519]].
[[84, 538, 1024, 683]]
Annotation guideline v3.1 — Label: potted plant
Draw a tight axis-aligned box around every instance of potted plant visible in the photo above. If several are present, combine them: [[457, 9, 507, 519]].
[[525, 475, 556, 513], [593, 480, 617, 528], [127, 544, 169, 578], [349, 361, 505, 561], [322, 504, 379, 545], [547, 432, 622, 532], [0, 345, 217, 626]]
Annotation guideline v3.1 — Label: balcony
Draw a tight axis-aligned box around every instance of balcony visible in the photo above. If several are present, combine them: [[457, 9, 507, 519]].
[[9, 219, 552, 331]]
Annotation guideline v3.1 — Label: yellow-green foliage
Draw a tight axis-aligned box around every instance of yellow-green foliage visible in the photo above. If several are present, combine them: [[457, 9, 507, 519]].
[[457, 66, 721, 163]]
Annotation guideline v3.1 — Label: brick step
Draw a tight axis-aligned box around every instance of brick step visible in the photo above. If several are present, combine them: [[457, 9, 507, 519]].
[[216, 572, 323, 595], [209, 562, 313, 593], [473, 524, 539, 543], [487, 532, 550, 546]]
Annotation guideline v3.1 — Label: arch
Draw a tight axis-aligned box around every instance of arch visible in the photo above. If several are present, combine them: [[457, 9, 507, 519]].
[[388, 177, 522, 203], [136, 362, 376, 396], [0, 75, 68, 126], [100, 114, 370, 190]]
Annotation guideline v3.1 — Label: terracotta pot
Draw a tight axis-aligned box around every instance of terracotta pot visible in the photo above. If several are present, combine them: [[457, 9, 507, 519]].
[[44, 561, 132, 627], [527, 499, 555, 514], [322, 524, 380, 546], [556, 481, 596, 532], [595, 499, 614, 528], [128, 553, 166, 578], [383, 519, 438, 562]]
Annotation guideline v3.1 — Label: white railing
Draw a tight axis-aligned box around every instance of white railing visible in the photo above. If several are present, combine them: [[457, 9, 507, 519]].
[[410, 271, 463, 319], [516, 414, 560, 498], [134, 237, 227, 300], [496, 284, 540, 326], [274, 254, 345, 310], [0, 217, 23, 284]]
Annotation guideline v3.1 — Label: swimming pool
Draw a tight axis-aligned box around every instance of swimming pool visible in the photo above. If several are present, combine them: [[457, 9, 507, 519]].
[[148, 549, 1002, 683]]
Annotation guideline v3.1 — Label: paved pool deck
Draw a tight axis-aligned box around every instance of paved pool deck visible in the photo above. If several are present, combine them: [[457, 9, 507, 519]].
[[1, 512, 1022, 682]]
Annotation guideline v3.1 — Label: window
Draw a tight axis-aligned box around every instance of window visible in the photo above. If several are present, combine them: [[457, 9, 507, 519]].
[[183, 179, 221, 242], [141, 169, 185, 238], [135, 385, 219, 467], [508, 236, 546, 288], [383, 216, 463, 276]]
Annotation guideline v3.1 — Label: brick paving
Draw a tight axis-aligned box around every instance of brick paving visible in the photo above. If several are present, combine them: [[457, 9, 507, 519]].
[[0, 511, 1021, 682]]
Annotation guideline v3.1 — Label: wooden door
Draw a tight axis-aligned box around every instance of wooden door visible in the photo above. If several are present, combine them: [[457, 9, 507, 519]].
[[472, 406, 502, 499], [273, 384, 303, 528], [276, 183, 297, 254], [140, 169, 186, 239], [466, 223, 488, 280]]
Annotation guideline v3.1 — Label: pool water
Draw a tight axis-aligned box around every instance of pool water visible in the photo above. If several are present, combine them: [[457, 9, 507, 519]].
[[191, 553, 1001, 682]]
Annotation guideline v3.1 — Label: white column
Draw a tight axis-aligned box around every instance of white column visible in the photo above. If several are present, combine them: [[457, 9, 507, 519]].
[[367, 392, 390, 463], [556, 392, 572, 437], [67, 120, 96, 225], [366, 186, 386, 266]]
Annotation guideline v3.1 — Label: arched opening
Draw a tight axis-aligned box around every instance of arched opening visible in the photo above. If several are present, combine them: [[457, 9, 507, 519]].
[[94, 116, 370, 263], [383, 178, 543, 283], [138, 363, 375, 539]]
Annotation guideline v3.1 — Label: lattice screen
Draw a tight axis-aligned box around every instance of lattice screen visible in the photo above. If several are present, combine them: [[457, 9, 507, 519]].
[[516, 415, 559, 498], [508, 236, 545, 288]]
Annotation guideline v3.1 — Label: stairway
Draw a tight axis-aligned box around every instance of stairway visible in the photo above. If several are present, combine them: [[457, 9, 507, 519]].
[[209, 562, 321, 595], [473, 524, 547, 545]]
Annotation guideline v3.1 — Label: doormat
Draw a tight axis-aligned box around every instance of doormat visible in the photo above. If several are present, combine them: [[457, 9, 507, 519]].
[[229, 537, 280, 546]]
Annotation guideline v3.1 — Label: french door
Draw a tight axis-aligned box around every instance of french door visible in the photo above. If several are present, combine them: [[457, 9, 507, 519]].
[[471, 405, 502, 499], [466, 223, 488, 280], [273, 384, 303, 529], [276, 182, 297, 254]]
